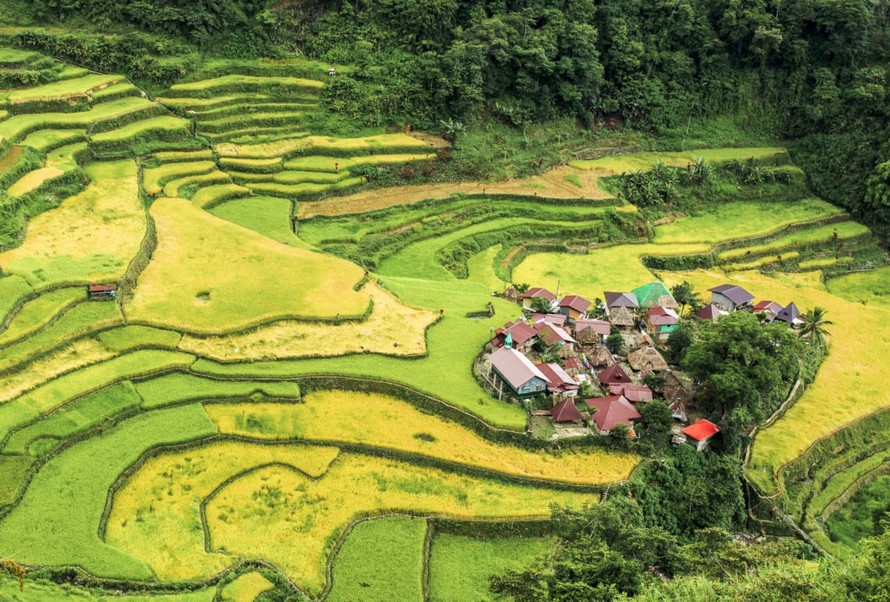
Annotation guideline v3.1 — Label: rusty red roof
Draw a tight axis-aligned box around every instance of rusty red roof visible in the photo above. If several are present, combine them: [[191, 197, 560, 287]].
[[585, 395, 641, 431], [558, 295, 591, 313], [598, 363, 631, 385], [88, 284, 117, 293], [490, 347, 547, 389], [493, 321, 537, 347], [694, 304, 723, 321], [753, 300, 784, 315], [620, 385, 653, 403], [682, 419, 720, 441], [574, 319, 611, 337], [522, 287, 556, 301], [536, 362, 579, 392], [551, 398, 584, 422], [531, 313, 568, 327], [647, 306, 679, 326]]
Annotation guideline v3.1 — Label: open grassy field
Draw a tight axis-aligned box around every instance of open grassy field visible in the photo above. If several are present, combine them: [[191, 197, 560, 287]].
[[6, 166, 65, 196], [0, 286, 83, 346], [206, 389, 638, 485], [0, 404, 217, 579], [134, 372, 302, 408], [570, 146, 789, 172], [716, 220, 868, 261], [826, 474, 890, 549], [142, 160, 217, 196], [107, 440, 340, 581], [0, 161, 145, 289], [123, 197, 368, 331], [827, 266, 890, 308], [5, 73, 123, 103], [204, 454, 591, 593], [326, 516, 426, 602], [0, 576, 217, 602], [0, 96, 154, 142], [428, 532, 554, 602], [178, 280, 438, 360], [209, 195, 316, 250]]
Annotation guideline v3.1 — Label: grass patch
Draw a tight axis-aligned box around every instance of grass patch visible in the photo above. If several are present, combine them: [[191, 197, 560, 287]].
[[134, 372, 302, 409], [3, 381, 143, 455], [107, 439, 340, 581], [0, 453, 32, 507], [0, 275, 33, 324], [653, 199, 844, 244], [0, 286, 82, 347], [206, 390, 638, 485], [0, 576, 216, 601], [717, 221, 869, 261], [429, 533, 554, 602], [97, 325, 182, 351], [827, 266, 890, 308], [0, 160, 145, 289], [0, 404, 217, 580], [570, 147, 789, 172], [153, 149, 215, 163], [163, 170, 231, 198], [327, 516, 426, 602], [215, 133, 425, 159], [203, 452, 590, 593], [0, 96, 155, 142], [722, 251, 800, 272], [123, 197, 368, 332], [179, 281, 437, 361], [0, 350, 195, 442], [165, 74, 323, 96], [220, 572, 275, 602], [19, 128, 85, 151], [6, 73, 123, 103], [143, 160, 217, 196], [6, 166, 65, 196], [208, 195, 314, 249], [826, 474, 890, 549], [190, 183, 250, 208]]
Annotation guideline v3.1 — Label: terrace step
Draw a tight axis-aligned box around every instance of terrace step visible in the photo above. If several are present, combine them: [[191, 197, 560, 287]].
[[193, 102, 317, 121], [203, 127, 310, 144], [163, 75, 324, 99], [198, 112, 306, 134]]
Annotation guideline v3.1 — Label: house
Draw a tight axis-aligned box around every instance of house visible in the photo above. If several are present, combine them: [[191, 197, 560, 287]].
[[557, 295, 591, 320], [574, 319, 611, 344], [608, 306, 636, 331], [604, 291, 639, 314], [589, 345, 614, 368], [531, 312, 568, 328], [775, 301, 802, 326], [562, 357, 584, 376], [620, 385, 653, 404], [488, 347, 548, 399], [694, 303, 726, 323], [646, 306, 679, 341], [584, 395, 642, 434], [522, 287, 556, 309], [631, 282, 678, 310], [536, 362, 580, 398], [491, 321, 537, 352], [87, 283, 118, 300], [598, 363, 632, 394], [707, 284, 754, 312], [551, 397, 584, 423], [534, 322, 577, 348], [753, 300, 784, 321], [681, 419, 721, 451], [627, 345, 669, 372]]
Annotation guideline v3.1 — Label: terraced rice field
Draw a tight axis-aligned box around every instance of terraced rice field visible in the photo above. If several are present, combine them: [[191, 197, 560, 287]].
[[1, 47, 888, 599]]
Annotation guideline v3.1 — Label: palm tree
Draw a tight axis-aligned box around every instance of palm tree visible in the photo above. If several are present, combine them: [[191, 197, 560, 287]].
[[800, 306, 833, 345]]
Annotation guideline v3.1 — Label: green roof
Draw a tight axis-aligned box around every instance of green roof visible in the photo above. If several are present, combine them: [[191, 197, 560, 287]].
[[632, 281, 674, 308]]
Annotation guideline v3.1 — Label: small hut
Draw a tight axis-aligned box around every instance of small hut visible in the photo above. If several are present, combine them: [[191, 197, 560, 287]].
[[628, 345, 669, 372], [609, 306, 636, 330], [87, 283, 118, 300], [589, 345, 615, 368]]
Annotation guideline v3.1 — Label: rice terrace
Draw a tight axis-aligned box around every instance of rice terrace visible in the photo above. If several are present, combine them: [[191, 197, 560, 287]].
[[0, 2, 889, 601]]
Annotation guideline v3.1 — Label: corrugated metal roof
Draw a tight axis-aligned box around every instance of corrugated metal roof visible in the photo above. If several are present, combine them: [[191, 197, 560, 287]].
[[490, 347, 547, 389]]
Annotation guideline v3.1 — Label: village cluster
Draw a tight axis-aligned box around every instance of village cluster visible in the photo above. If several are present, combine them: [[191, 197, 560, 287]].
[[478, 281, 804, 450]]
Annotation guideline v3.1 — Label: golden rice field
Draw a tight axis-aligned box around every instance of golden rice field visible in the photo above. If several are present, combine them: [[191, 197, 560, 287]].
[[0, 161, 145, 289], [204, 454, 590, 593], [220, 572, 275, 602], [123, 197, 369, 331], [215, 133, 427, 159], [177, 281, 438, 360], [106, 440, 341, 581], [206, 390, 639, 485]]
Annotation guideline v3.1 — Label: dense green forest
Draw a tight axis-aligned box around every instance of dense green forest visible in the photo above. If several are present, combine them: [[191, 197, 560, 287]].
[[4, 0, 889, 235]]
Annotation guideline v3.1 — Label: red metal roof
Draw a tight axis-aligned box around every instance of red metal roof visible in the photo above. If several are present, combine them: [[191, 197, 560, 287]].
[[647, 306, 679, 326], [522, 287, 556, 301], [694, 304, 722, 321], [88, 284, 117, 293], [620, 385, 653, 403], [585, 395, 641, 431], [558, 295, 591, 313], [574, 319, 611, 337], [598, 363, 631, 385], [551, 398, 584, 422], [682, 419, 721, 441], [490, 347, 547, 389], [536, 362, 579, 392], [493, 321, 537, 347]]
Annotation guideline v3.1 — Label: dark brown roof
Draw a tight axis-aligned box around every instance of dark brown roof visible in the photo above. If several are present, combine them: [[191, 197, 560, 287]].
[[708, 284, 754, 305], [558, 295, 591, 313], [534, 322, 577, 346], [604, 291, 639, 308], [551, 398, 584, 422], [585, 395, 641, 431], [598, 363, 631, 385], [522, 287, 556, 301]]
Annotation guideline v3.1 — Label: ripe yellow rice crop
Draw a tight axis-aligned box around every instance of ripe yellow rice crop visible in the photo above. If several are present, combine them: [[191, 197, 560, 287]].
[[178, 281, 437, 360], [106, 440, 340, 581], [205, 454, 591, 593], [207, 390, 639, 485]]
